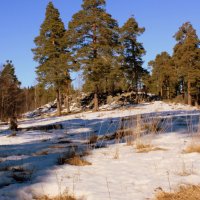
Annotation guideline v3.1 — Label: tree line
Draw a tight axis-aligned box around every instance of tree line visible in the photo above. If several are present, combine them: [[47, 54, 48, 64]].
[[0, 0, 199, 121], [0, 61, 57, 121], [145, 22, 200, 105], [31, 0, 147, 115]]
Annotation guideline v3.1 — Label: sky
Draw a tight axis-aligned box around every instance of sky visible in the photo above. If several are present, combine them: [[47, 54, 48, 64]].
[[0, 0, 200, 87]]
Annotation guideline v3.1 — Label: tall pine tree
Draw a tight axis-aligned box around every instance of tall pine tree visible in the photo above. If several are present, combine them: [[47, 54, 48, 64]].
[[0, 60, 22, 121], [120, 16, 146, 93], [32, 2, 71, 115], [148, 52, 177, 98], [173, 22, 200, 105], [67, 0, 119, 111]]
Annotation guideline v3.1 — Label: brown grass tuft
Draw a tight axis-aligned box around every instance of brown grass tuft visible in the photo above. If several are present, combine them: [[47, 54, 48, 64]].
[[49, 145, 66, 149], [155, 185, 200, 200], [88, 134, 98, 144], [35, 193, 76, 200], [35, 150, 49, 156], [57, 150, 91, 166], [135, 142, 167, 153], [66, 156, 91, 166], [11, 167, 33, 183], [183, 143, 200, 153]]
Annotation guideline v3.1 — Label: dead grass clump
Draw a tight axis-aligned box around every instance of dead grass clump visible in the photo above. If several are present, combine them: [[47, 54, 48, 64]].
[[11, 167, 33, 183], [66, 156, 91, 166], [183, 144, 200, 153], [155, 185, 200, 200], [176, 161, 195, 176], [7, 132, 17, 137], [0, 164, 10, 171], [88, 134, 98, 144], [142, 119, 161, 134], [50, 145, 65, 149], [135, 142, 167, 153], [126, 136, 134, 146], [57, 150, 91, 166], [136, 142, 152, 149], [177, 170, 193, 177], [113, 148, 119, 159], [35, 150, 49, 156], [35, 193, 76, 200]]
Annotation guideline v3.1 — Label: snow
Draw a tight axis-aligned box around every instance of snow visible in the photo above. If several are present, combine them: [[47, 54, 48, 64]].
[[0, 101, 199, 200]]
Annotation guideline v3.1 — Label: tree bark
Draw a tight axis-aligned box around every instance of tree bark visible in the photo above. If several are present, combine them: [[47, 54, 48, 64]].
[[65, 95, 70, 113], [93, 92, 99, 112], [160, 87, 163, 98], [93, 85, 99, 112], [167, 86, 170, 99], [56, 88, 62, 116], [187, 79, 192, 105]]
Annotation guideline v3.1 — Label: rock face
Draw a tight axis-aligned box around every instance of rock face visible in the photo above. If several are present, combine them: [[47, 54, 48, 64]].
[[22, 92, 158, 119], [18, 123, 63, 132]]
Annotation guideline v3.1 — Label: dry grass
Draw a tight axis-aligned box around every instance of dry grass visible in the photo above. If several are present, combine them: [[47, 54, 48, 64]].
[[88, 134, 98, 144], [155, 185, 200, 200], [11, 167, 34, 183], [66, 156, 91, 166], [35, 150, 49, 156], [135, 142, 167, 153], [35, 193, 76, 200], [50, 145, 65, 149], [183, 143, 200, 153], [175, 161, 195, 176], [57, 150, 91, 166], [142, 120, 161, 133], [176, 169, 194, 177], [7, 132, 17, 137], [113, 148, 119, 159], [0, 164, 10, 171], [126, 136, 134, 146]]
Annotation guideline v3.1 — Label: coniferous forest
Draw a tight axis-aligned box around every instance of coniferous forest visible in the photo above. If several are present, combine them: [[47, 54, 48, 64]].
[[1, 1, 200, 200], [0, 0, 200, 121]]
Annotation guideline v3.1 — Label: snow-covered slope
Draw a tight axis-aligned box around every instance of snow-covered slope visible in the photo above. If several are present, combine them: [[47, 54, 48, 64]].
[[0, 101, 199, 200]]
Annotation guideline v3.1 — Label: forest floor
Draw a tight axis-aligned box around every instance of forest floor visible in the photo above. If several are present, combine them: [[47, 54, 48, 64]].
[[0, 101, 200, 200]]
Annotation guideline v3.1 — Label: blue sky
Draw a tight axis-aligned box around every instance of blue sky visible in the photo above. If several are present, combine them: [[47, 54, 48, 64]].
[[0, 0, 200, 87]]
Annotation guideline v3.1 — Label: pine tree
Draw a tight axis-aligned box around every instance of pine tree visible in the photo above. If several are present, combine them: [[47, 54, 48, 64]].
[[0, 60, 22, 121], [67, 0, 119, 111], [148, 52, 177, 99], [120, 16, 146, 93], [173, 22, 200, 105], [32, 2, 71, 115]]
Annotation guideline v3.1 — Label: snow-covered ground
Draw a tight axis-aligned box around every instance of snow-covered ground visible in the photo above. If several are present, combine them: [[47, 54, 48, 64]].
[[0, 101, 200, 200]]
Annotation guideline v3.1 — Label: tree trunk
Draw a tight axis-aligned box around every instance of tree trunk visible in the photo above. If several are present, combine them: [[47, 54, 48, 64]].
[[56, 89, 62, 116], [187, 79, 192, 105], [64, 82, 71, 113], [105, 77, 108, 94], [1, 92, 4, 121], [93, 85, 99, 112], [167, 86, 170, 99], [65, 95, 70, 113], [160, 87, 163, 98], [93, 92, 99, 112], [34, 86, 37, 109]]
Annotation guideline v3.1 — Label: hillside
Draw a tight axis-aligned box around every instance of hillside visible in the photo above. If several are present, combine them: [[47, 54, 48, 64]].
[[0, 101, 200, 200]]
